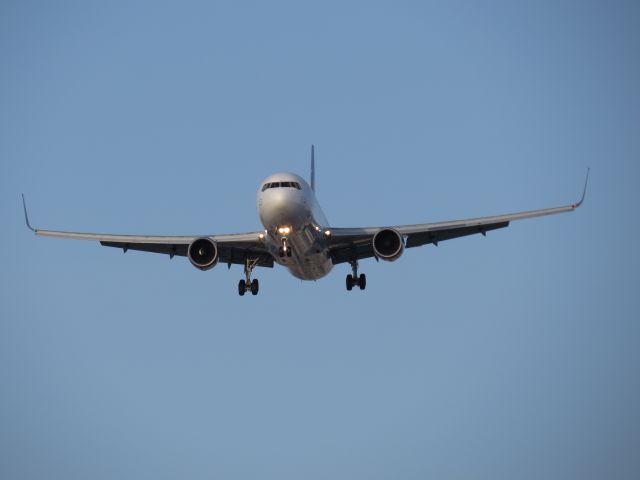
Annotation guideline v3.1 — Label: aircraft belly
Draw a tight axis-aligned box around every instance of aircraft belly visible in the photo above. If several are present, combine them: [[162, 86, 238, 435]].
[[286, 255, 333, 280], [271, 227, 333, 280]]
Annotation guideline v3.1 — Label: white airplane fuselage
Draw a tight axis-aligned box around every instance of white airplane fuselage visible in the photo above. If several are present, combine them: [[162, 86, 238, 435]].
[[23, 161, 587, 296], [257, 172, 333, 280]]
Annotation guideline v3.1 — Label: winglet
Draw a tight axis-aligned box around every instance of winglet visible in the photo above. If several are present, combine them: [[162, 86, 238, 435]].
[[22, 194, 36, 232], [310, 144, 316, 192], [572, 168, 590, 209]]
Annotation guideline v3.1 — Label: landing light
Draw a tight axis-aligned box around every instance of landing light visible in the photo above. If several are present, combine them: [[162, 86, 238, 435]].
[[278, 226, 291, 235], [324, 229, 331, 236]]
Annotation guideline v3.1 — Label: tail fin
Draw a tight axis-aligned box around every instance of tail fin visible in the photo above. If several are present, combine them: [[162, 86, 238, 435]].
[[310, 144, 316, 192]]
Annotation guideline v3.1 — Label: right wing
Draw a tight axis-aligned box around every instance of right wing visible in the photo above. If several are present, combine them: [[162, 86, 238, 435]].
[[22, 195, 273, 268], [328, 170, 589, 265]]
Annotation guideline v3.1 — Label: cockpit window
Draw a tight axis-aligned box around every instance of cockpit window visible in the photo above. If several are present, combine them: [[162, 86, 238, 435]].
[[261, 181, 302, 191]]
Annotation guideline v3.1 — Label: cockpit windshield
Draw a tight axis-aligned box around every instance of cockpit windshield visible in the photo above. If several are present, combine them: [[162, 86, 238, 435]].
[[261, 181, 302, 192]]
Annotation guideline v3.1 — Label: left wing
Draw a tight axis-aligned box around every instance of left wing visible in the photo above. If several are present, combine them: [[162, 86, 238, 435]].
[[328, 170, 589, 265], [22, 195, 273, 268]]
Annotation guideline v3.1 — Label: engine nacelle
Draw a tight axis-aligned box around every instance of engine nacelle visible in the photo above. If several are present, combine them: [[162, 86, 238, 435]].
[[372, 228, 404, 262], [188, 237, 219, 271]]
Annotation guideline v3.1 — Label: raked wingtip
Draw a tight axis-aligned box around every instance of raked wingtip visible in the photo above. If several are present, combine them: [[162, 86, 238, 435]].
[[572, 168, 589, 209], [22, 193, 36, 232]]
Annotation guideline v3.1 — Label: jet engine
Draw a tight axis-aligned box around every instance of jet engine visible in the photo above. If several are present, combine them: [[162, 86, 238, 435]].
[[372, 228, 404, 262], [188, 237, 219, 271]]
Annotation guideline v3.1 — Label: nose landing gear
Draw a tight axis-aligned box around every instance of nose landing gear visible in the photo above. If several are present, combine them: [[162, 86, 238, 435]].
[[346, 260, 366, 291], [238, 257, 260, 296], [278, 239, 293, 258]]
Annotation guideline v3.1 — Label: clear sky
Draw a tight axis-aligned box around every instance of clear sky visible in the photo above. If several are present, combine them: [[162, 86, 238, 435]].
[[1, 1, 639, 479]]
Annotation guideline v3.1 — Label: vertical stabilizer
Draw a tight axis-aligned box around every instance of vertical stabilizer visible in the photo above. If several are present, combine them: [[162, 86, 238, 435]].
[[310, 145, 316, 192]]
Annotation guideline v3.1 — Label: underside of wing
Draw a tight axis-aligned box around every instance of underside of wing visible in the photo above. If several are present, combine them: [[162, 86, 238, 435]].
[[28, 225, 273, 268], [327, 169, 588, 265], [328, 220, 510, 265], [22, 195, 275, 267], [99, 239, 274, 267]]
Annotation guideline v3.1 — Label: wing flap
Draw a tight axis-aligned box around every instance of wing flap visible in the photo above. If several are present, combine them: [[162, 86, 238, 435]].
[[100, 241, 189, 256], [100, 240, 274, 267], [405, 221, 509, 248], [330, 242, 375, 265]]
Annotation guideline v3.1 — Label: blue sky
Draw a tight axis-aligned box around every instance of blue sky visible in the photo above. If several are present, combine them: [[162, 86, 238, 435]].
[[1, 1, 639, 478]]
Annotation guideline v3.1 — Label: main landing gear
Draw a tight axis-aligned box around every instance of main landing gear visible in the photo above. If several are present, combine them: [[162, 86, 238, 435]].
[[238, 257, 259, 296], [346, 259, 366, 291]]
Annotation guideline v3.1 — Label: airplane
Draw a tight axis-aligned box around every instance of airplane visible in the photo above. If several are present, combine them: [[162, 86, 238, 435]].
[[22, 147, 589, 296]]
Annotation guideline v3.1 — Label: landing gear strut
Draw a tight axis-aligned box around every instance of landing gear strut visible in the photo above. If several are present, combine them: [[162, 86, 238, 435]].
[[238, 257, 259, 296], [278, 238, 293, 258], [346, 259, 366, 291]]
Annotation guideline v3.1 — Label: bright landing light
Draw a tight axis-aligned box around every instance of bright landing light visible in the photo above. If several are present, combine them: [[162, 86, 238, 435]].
[[278, 226, 291, 235]]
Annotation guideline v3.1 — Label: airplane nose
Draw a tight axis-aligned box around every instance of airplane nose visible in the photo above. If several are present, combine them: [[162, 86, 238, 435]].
[[260, 191, 305, 228]]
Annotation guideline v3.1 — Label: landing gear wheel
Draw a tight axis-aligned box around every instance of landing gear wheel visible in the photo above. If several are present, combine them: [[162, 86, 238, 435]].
[[239, 257, 259, 297], [278, 246, 285, 257], [286, 247, 292, 257], [346, 259, 365, 292]]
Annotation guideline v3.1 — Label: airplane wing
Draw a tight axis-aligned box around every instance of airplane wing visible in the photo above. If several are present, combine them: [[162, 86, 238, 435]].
[[22, 196, 273, 268], [328, 170, 589, 265]]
